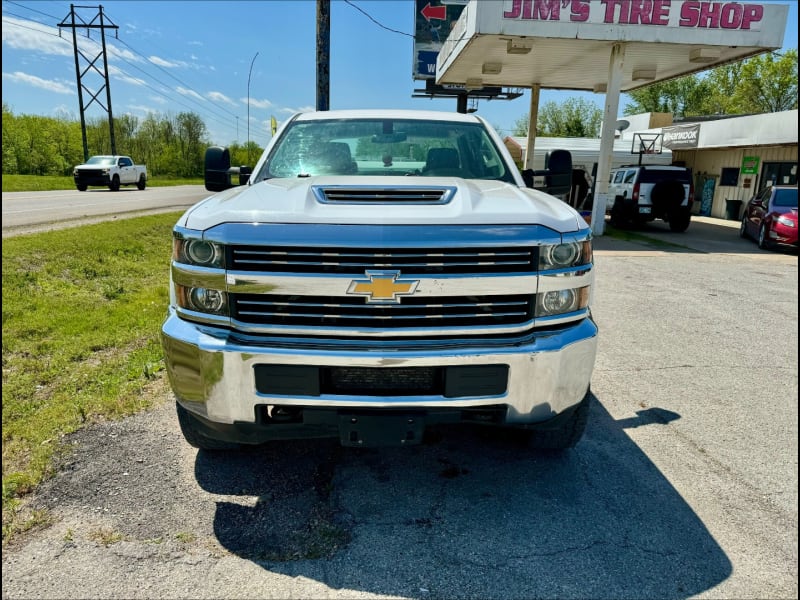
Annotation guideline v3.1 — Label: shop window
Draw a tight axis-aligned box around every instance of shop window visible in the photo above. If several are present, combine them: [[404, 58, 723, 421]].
[[719, 167, 739, 186]]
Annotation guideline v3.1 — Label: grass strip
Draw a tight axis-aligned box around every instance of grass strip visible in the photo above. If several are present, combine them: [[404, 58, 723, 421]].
[[2, 212, 182, 541], [2, 174, 203, 192]]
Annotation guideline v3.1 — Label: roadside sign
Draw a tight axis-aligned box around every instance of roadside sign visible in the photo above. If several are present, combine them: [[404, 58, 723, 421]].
[[413, 0, 468, 80]]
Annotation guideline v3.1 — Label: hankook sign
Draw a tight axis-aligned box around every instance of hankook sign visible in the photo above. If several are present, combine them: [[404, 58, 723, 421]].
[[662, 124, 701, 150]]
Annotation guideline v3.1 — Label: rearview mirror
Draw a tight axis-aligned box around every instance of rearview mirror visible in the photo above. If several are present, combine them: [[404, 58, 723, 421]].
[[371, 133, 407, 144]]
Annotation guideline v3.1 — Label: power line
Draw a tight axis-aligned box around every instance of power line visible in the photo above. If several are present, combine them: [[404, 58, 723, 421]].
[[342, 0, 415, 39], [5, 0, 60, 20], [2, 13, 239, 138], [115, 37, 239, 120], [4, 3, 242, 126]]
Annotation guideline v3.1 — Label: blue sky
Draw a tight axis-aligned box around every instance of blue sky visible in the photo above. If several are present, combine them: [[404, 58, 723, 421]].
[[2, 0, 797, 147]]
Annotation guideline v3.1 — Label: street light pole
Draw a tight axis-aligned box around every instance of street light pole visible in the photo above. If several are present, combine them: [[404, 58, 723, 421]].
[[247, 51, 259, 165]]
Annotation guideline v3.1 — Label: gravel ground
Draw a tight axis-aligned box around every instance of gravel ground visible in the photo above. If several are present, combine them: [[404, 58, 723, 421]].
[[3, 226, 797, 600]]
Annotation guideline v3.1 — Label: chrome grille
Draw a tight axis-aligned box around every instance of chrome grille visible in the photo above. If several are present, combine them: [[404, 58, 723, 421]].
[[231, 294, 533, 329], [229, 247, 535, 274]]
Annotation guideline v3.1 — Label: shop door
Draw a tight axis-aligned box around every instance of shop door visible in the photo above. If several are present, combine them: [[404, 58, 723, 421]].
[[759, 162, 798, 191]]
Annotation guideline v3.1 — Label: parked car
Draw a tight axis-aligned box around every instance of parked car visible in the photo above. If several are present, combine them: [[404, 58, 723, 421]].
[[739, 185, 798, 250], [607, 164, 694, 232]]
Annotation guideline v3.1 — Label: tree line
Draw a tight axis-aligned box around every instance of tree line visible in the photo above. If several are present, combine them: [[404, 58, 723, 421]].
[[1, 103, 263, 178], [513, 49, 798, 137]]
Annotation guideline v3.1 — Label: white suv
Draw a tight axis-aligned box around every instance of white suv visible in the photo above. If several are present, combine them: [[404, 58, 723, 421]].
[[607, 165, 694, 232]]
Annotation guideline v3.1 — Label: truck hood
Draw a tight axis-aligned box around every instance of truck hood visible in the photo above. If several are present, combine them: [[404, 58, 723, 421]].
[[179, 176, 584, 232]]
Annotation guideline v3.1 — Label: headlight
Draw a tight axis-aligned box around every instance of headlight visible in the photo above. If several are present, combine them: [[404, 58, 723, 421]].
[[536, 286, 590, 317], [174, 238, 226, 268], [176, 285, 228, 315], [101, 168, 110, 174], [73, 169, 79, 176], [539, 239, 592, 270], [776, 216, 795, 227]]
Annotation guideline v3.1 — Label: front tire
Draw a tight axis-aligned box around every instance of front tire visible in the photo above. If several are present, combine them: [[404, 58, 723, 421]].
[[609, 197, 628, 228], [109, 174, 120, 191], [757, 223, 771, 250], [76, 184, 87, 192], [176, 402, 240, 450], [136, 175, 146, 190], [739, 216, 749, 239]]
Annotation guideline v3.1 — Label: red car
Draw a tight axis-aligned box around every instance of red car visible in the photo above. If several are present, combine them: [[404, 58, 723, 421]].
[[740, 185, 798, 250]]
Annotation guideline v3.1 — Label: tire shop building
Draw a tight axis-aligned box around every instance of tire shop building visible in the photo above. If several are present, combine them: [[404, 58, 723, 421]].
[[503, 109, 798, 221], [434, 0, 790, 235]]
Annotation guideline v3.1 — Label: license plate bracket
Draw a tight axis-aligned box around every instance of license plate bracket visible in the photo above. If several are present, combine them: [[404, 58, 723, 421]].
[[639, 206, 652, 214], [338, 412, 426, 447]]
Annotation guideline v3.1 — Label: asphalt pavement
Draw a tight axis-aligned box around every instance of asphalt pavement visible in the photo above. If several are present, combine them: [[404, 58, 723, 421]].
[[2, 211, 797, 600]]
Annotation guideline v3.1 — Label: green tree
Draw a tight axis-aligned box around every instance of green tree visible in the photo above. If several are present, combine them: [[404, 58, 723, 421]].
[[625, 49, 797, 117], [733, 49, 798, 113], [174, 112, 208, 177], [513, 98, 603, 137], [624, 76, 713, 118]]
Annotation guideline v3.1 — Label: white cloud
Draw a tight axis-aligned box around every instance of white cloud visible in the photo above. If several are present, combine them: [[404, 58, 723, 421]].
[[244, 98, 273, 110], [176, 86, 205, 101], [2, 16, 73, 57], [207, 91, 237, 106], [127, 104, 162, 116], [149, 95, 168, 105], [2, 16, 142, 64], [149, 55, 187, 68], [279, 105, 315, 115], [2, 71, 73, 94]]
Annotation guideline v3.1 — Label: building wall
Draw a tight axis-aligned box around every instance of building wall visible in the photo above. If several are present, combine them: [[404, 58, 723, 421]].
[[674, 144, 798, 218]]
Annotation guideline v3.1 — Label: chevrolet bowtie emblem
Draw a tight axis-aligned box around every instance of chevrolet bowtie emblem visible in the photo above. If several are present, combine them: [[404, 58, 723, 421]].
[[347, 270, 420, 304]]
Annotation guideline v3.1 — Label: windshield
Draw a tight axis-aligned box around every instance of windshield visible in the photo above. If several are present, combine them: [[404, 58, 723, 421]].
[[256, 118, 515, 183], [86, 156, 116, 166], [773, 188, 798, 208]]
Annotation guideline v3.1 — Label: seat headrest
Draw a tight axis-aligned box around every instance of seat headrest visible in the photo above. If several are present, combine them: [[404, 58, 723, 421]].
[[426, 147, 459, 170]]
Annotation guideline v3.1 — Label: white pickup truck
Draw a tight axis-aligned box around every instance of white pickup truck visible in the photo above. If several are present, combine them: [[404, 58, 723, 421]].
[[73, 155, 147, 191], [161, 109, 597, 451]]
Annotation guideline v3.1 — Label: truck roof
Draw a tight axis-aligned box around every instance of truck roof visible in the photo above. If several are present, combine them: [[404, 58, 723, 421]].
[[292, 109, 485, 124]]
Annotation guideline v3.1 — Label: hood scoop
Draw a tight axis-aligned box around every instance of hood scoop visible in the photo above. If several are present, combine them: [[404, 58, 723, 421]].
[[312, 185, 456, 205]]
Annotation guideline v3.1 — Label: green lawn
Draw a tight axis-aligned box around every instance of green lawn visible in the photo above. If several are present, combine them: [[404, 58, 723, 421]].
[[2, 212, 182, 541]]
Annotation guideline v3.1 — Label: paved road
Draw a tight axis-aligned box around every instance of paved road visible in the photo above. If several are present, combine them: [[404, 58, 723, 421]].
[[2, 215, 797, 599], [1, 186, 209, 236]]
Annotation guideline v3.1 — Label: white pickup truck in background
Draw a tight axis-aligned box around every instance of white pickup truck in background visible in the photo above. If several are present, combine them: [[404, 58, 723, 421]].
[[73, 155, 147, 191]]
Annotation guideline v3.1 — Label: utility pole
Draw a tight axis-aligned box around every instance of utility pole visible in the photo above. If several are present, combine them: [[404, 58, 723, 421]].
[[59, 4, 119, 160], [247, 52, 259, 165], [316, 0, 330, 111]]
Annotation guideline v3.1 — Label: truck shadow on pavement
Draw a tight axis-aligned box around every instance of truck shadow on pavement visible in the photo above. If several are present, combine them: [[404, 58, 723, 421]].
[[194, 393, 731, 599]]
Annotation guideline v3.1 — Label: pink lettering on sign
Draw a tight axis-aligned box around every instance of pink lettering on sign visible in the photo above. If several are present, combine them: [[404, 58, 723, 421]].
[[501, 0, 764, 29], [651, 0, 670, 25], [503, 0, 563, 20], [503, 0, 522, 19], [570, 0, 590, 22], [680, 2, 764, 29]]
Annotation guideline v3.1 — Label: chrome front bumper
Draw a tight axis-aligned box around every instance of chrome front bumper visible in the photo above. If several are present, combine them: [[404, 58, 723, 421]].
[[161, 309, 598, 426]]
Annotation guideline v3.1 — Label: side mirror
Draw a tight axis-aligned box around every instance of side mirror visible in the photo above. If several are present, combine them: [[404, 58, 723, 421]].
[[521, 149, 573, 197], [542, 149, 572, 196], [204, 146, 252, 192]]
